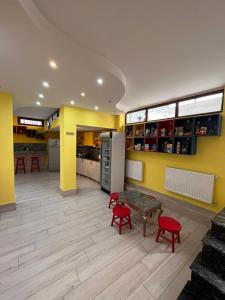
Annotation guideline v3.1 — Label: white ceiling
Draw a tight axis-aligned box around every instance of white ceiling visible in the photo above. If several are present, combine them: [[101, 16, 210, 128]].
[[1, 0, 225, 118]]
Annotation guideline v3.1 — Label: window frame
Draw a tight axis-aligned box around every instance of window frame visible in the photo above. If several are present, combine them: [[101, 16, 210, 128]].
[[125, 108, 147, 124], [177, 90, 224, 118], [125, 89, 224, 124], [18, 117, 44, 127]]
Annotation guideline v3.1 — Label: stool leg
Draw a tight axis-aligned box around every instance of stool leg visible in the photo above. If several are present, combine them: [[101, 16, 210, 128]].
[[156, 227, 161, 242], [15, 161, 18, 175], [23, 160, 26, 173], [109, 197, 112, 208], [119, 217, 122, 235], [177, 232, 181, 243], [128, 215, 132, 229], [172, 233, 175, 253], [111, 214, 114, 227]]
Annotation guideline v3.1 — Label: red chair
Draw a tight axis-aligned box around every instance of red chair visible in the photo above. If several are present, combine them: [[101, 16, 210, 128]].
[[111, 205, 132, 234], [31, 157, 40, 172], [15, 157, 26, 174], [156, 216, 181, 253], [108, 192, 119, 208]]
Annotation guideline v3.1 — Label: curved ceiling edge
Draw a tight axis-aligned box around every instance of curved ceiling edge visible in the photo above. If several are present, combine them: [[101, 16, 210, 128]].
[[18, 0, 127, 109]]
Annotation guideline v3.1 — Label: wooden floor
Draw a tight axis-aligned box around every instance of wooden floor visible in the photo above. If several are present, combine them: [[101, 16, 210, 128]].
[[0, 172, 212, 300]]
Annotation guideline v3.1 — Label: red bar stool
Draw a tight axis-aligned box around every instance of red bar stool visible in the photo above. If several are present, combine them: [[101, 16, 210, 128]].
[[31, 157, 40, 172], [15, 157, 26, 174], [108, 192, 119, 208], [156, 216, 181, 253], [111, 205, 132, 234]]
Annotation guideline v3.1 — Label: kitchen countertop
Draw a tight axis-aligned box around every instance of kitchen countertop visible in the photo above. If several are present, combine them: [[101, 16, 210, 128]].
[[14, 151, 47, 155], [76, 157, 100, 162]]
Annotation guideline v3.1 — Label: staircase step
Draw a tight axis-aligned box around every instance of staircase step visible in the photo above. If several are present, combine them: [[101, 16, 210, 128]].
[[202, 230, 225, 279], [211, 208, 225, 242], [176, 281, 196, 300], [190, 253, 225, 300]]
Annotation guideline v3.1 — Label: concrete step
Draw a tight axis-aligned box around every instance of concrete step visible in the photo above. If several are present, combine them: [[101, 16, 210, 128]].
[[189, 253, 225, 300], [202, 230, 225, 280], [211, 208, 225, 242]]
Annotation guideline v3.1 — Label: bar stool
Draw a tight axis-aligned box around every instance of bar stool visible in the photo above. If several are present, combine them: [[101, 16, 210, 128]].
[[108, 192, 119, 208], [15, 157, 26, 174], [111, 205, 132, 234], [31, 157, 40, 172], [156, 216, 182, 253]]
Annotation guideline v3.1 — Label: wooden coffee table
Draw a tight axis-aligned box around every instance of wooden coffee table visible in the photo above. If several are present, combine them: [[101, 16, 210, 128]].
[[119, 190, 163, 237]]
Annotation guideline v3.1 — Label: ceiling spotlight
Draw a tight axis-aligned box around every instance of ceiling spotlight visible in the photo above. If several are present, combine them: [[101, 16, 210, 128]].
[[38, 93, 44, 99], [94, 106, 99, 110], [80, 92, 86, 97], [97, 78, 103, 85], [42, 81, 50, 88], [36, 101, 41, 106], [49, 60, 58, 69], [70, 100, 75, 105]]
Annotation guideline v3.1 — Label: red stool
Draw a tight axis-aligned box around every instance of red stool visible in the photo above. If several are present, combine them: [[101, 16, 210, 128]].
[[156, 216, 181, 253], [15, 157, 26, 174], [109, 192, 119, 208], [31, 157, 40, 172], [111, 205, 132, 234]]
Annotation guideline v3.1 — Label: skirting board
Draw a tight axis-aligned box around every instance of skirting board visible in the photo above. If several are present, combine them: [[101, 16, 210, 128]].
[[60, 189, 78, 198], [0, 203, 16, 213]]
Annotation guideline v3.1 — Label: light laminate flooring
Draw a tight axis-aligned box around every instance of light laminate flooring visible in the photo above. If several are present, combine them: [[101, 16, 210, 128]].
[[0, 172, 211, 300]]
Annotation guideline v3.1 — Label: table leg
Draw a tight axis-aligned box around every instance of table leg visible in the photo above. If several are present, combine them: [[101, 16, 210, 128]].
[[143, 216, 147, 237], [158, 207, 163, 219]]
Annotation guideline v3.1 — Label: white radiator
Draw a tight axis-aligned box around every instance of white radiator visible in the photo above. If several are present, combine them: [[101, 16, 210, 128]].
[[126, 160, 143, 181], [165, 167, 215, 204]]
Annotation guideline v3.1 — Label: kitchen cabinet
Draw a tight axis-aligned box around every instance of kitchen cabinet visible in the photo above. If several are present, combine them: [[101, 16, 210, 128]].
[[76, 158, 100, 182]]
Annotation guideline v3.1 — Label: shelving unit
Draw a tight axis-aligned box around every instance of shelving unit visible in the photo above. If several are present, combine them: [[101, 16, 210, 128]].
[[125, 113, 222, 155]]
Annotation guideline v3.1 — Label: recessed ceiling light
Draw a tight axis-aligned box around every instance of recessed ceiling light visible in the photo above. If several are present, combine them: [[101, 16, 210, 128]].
[[42, 81, 50, 88], [38, 93, 44, 99], [36, 101, 41, 106], [80, 92, 86, 97], [49, 60, 58, 69], [94, 106, 99, 110], [70, 100, 75, 105], [97, 78, 103, 85]]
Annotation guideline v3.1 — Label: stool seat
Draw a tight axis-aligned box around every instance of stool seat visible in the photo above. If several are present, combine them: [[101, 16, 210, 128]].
[[111, 205, 132, 234], [108, 192, 119, 208], [113, 205, 130, 218], [111, 192, 119, 200], [159, 216, 181, 232], [31, 156, 40, 172], [156, 216, 182, 253], [15, 157, 26, 174]]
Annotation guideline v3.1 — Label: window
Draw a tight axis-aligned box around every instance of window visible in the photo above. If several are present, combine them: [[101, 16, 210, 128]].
[[18, 117, 44, 127], [178, 92, 223, 117], [147, 103, 176, 121], [126, 109, 146, 124]]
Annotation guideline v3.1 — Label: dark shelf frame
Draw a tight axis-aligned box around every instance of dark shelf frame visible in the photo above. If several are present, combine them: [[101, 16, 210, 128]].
[[125, 113, 222, 155]]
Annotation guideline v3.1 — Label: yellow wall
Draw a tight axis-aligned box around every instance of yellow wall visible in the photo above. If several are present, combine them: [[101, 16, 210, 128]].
[[126, 94, 225, 213], [60, 106, 118, 191], [0, 93, 15, 206]]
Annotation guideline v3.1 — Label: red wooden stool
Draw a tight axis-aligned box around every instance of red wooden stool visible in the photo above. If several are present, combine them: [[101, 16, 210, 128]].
[[108, 192, 119, 208], [111, 205, 132, 234], [31, 157, 40, 172], [15, 157, 26, 174], [156, 216, 181, 253]]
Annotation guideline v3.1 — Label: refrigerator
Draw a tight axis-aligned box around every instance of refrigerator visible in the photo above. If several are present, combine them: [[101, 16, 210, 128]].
[[100, 132, 125, 193], [48, 139, 60, 172]]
